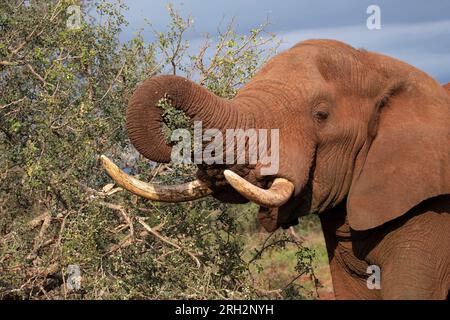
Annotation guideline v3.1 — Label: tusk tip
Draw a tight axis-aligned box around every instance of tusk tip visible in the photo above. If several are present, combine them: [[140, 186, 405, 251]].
[[100, 154, 111, 166], [223, 169, 241, 183], [223, 169, 233, 178], [100, 155, 118, 174]]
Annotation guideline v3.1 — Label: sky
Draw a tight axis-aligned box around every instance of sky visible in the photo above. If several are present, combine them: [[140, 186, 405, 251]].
[[120, 0, 450, 83]]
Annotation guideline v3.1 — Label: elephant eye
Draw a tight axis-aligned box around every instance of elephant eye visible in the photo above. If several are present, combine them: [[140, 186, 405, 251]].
[[314, 110, 329, 122]]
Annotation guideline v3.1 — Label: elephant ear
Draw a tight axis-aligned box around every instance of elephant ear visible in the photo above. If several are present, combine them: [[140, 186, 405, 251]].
[[347, 81, 450, 231]]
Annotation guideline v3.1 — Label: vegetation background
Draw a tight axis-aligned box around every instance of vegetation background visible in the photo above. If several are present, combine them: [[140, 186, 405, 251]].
[[0, 0, 333, 299]]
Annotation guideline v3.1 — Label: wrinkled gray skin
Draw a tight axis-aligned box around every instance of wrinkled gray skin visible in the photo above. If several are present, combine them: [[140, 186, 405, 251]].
[[125, 40, 450, 299]]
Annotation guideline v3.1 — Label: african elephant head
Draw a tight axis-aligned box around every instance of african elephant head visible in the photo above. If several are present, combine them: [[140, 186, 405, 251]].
[[102, 39, 450, 232]]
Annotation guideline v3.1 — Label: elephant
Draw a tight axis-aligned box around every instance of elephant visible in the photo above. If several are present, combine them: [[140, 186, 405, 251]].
[[101, 39, 450, 300]]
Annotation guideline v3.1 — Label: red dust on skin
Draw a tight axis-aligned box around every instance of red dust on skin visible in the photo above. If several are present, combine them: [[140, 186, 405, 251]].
[[117, 39, 450, 300]]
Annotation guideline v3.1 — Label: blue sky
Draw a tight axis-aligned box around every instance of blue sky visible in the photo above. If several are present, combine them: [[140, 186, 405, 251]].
[[121, 0, 450, 83]]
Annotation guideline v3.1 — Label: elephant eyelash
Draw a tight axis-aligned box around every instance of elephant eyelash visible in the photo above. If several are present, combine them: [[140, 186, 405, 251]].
[[311, 96, 332, 123], [314, 110, 329, 122]]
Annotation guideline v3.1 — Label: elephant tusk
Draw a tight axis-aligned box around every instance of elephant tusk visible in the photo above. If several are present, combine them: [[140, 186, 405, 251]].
[[100, 155, 213, 202], [223, 169, 294, 208]]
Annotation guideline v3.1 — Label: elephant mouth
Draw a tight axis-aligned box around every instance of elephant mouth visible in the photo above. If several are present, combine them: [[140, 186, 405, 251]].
[[100, 155, 295, 208]]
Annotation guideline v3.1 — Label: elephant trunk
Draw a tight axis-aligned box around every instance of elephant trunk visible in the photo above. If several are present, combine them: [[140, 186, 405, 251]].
[[102, 75, 296, 207], [126, 75, 245, 163]]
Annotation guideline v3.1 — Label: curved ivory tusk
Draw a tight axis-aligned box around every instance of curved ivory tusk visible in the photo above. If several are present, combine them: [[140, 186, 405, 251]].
[[223, 170, 294, 208], [100, 155, 213, 202]]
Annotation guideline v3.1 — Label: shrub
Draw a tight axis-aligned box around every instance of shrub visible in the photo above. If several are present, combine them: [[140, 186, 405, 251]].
[[0, 0, 321, 299]]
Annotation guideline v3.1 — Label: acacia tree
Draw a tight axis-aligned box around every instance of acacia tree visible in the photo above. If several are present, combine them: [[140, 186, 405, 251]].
[[0, 0, 319, 299]]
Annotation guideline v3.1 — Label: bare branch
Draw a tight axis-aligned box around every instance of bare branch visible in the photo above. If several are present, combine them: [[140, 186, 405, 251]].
[[26, 63, 47, 86], [94, 62, 126, 103], [2, 96, 27, 115], [0, 60, 18, 67], [137, 218, 201, 268], [98, 201, 134, 237]]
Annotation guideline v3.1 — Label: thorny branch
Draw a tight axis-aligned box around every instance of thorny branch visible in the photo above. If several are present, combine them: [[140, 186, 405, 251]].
[[137, 218, 201, 268]]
